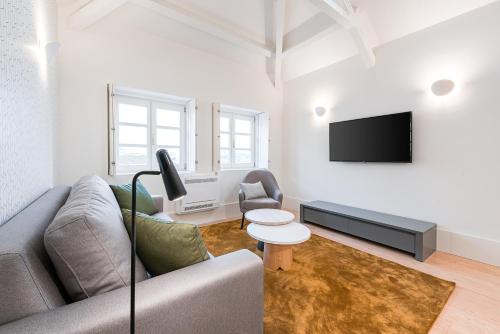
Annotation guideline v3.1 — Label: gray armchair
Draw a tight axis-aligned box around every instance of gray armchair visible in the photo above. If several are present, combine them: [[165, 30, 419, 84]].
[[239, 169, 283, 229]]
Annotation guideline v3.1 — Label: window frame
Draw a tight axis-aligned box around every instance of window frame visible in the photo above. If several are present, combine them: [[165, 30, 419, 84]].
[[114, 96, 152, 175], [151, 101, 187, 171], [219, 108, 256, 170], [109, 86, 195, 175]]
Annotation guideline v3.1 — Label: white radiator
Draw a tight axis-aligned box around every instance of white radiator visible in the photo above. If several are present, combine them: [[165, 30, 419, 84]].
[[176, 173, 219, 214]]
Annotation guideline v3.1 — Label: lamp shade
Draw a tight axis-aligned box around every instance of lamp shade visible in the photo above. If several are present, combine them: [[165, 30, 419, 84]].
[[156, 149, 187, 201]]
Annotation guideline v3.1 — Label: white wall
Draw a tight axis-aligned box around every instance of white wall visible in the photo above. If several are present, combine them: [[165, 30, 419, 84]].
[[56, 3, 282, 219], [0, 0, 57, 225], [282, 2, 500, 266]]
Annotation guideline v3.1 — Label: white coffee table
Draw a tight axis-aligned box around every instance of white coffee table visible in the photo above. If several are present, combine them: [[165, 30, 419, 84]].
[[245, 209, 295, 226], [247, 222, 311, 271]]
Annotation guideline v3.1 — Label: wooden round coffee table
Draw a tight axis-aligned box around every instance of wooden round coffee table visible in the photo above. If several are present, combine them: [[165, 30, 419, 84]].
[[247, 222, 311, 271]]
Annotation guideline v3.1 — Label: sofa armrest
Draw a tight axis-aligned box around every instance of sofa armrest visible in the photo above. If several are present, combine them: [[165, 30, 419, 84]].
[[272, 189, 283, 205], [0, 250, 263, 334], [151, 195, 164, 212]]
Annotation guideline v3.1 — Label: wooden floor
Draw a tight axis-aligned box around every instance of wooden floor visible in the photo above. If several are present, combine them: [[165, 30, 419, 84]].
[[198, 215, 500, 333]]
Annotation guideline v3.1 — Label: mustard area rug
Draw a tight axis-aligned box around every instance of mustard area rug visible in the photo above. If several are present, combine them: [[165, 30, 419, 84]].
[[200, 220, 455, 334]]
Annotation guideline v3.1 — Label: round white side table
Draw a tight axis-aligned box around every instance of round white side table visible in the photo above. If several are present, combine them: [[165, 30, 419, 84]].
[[245, 209, 294, 226], [247, 222, 311, 271]]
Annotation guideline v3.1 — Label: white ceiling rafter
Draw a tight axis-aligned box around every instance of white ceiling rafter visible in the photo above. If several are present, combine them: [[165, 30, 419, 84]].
[[283, 12, 341, 56], [69, 0, 273, 57], [273, 0, 286, 87], [68, 0, 128, 30], [309, 0, 352, 27], [67, 0, 380, 83], [130, 0, 273, 57], [310, 0, 376, 67]]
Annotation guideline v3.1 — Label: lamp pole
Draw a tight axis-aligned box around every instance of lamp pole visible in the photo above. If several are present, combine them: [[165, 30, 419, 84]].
[[130, 170, 160, 334], [129, 149, 186, 334]]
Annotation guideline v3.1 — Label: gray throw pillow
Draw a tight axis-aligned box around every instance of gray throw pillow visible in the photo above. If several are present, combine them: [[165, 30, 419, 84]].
[[240, 181, 268, 200], [44, 175, 148, 302]]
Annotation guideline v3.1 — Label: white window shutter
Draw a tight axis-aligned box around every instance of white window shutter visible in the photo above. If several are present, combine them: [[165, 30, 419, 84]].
[[186, 99, 197, 172], [212, 103, 221, 172], [256, 112, 269, 169]]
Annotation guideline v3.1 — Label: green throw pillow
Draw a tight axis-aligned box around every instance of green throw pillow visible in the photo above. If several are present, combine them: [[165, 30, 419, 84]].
[[110, 181, 159, 215], [121, 209, 210, 275]]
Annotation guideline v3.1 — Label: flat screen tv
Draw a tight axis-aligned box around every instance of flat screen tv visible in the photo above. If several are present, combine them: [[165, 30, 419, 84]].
[[329, 111, 412, 163]]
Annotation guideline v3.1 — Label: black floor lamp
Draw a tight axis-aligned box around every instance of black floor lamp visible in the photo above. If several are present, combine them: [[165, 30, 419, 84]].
[[130, 149, 187, 334]]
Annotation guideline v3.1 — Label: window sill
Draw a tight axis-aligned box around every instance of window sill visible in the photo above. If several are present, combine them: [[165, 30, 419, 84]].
[[219, 167, 260, 172], [113, 169, 193, 177]]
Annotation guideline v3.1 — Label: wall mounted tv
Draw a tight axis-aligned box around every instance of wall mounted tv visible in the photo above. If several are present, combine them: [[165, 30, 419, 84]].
[[329, 111, 412, 163]]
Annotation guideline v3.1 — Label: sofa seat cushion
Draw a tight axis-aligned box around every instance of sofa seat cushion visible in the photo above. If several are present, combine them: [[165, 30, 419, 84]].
[[44, 175, 148, 302], [242, 198, 281, 212]]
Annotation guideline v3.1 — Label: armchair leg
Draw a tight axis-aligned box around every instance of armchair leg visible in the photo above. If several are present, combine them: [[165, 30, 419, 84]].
[[240, 214, 245, 229]]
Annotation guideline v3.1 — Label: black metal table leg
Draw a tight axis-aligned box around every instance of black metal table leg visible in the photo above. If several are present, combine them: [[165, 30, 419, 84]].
[[257, 241, 264, 251]]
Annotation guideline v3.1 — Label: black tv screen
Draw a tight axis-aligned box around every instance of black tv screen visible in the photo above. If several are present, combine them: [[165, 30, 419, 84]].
[[329, 112, 412, 162]]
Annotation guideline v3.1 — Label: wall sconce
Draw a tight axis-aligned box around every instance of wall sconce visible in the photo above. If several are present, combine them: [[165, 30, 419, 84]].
[[431, 79, 455, 96], [314, 106, 327, 117]]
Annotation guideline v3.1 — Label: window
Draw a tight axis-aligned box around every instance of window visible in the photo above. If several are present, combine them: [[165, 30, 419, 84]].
[[220, 112, 255, 168], [213, 104, 269, 170], [108, 86, 196, 175]]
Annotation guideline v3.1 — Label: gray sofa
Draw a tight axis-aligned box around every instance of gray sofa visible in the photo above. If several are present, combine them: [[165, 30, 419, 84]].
[[0, 185, 263, 333]]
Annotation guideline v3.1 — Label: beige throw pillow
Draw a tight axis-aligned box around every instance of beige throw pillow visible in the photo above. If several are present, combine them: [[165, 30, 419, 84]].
[[240, 181, 268, 200]]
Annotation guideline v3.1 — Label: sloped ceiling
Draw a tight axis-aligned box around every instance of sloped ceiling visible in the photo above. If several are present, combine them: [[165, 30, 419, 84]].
[[60, 0, 500, 82]]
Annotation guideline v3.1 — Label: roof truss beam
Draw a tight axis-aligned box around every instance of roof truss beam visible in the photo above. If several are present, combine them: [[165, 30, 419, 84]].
[[273, 0, 286, 87], [283, 12, 341, 55], [130, 0, 272, 57], [69, 0, 128, 30], [309, 0, 352, 28], [310, 0, 376, 67]]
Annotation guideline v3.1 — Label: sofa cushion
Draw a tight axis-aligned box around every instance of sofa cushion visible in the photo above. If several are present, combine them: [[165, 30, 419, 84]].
[[121, 209, 210, 275], [110, 181, 159, 215], [242, 198, 281, 212], [240, 181, 268, 200], [44, 175, 148, 302]]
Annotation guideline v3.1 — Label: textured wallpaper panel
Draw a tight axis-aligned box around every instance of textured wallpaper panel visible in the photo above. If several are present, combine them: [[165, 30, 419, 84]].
[[0, 0, 57, 225]]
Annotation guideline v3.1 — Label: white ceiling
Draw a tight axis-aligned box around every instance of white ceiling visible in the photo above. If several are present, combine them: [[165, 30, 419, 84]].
[[60, 0, 500, 82]]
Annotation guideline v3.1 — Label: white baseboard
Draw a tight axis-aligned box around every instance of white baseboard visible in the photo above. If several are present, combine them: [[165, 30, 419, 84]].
[[437, 229, 500, 267], [283, 196, 500, 267]]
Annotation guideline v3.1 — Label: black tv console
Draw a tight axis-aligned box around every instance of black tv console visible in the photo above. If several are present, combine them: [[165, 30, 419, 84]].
[[300, 201, 436, 261]]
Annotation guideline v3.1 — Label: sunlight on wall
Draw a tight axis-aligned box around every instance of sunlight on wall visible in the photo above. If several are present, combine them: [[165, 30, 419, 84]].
[[35, 1, 49, 82]]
